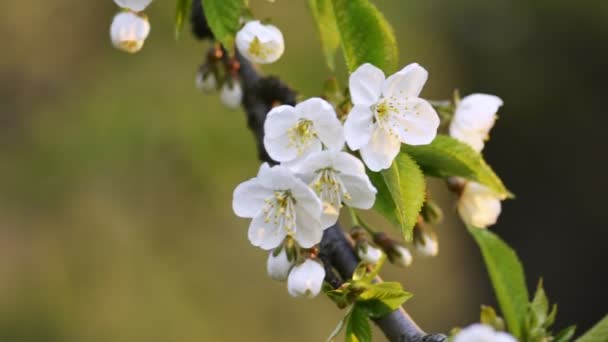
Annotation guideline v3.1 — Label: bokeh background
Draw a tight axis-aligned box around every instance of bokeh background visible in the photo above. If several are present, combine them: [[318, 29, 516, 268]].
[[1, 0, 607, 341]]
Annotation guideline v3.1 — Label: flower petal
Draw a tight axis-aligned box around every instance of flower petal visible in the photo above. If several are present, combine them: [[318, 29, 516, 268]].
[[349, 63, 384, 106], [395, 98, 439, 145], [360, 125, 401, 172], [296, 98, 345, 151], [264, 133, 298, 162], [332, 151, 366, 175], [232, 178, 272, 218], [340, 173, 377, 209], [264, 105, 298, 139], [344, 105, 374, 150], [382, 63, 428, 98], [292, 182, 324, 246], [248, 212, 287, 250]]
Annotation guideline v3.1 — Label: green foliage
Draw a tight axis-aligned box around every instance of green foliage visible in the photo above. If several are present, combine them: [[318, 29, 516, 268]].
[[330, 0, 398, 73], [345, 305, 372, 342], [404, 135, 512, 198], [523, 280, 564, 342], [469, 227, 529, 339], [368, 153, 426, 241], [201, 0, 245, 50], [308, 0, 341, 71], [480, 305, 506, 331], [576, 315, 608, 342], [174, 0, 193, 38]]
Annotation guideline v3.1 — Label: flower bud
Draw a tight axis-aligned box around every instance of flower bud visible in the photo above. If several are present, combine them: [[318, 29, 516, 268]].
[[266, 248, 294, 281], [220, 79, 243, 109], [114, 0, 153, 12], [458, 182, 502, 228], [110, 12, 150, 54], [287, 259, 325, 298], [454, 323, 516, 342], [356, 241, 383, 264], [195, 67, 217, 93], [421, 200, 443, 224], [449, 94, 503, 152], [236, 20, 285, 64], [392, 245, 413, 267], [414, 226, 439, 257]]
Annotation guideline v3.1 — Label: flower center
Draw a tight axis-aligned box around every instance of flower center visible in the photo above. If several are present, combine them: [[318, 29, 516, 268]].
[[287, 119, 317, 155], [373, 97, 406, 137], [248, 36, 272, 59], [263, 190, 297, 234], [311, 168, 350, 215], [119, 40, 141, 53]]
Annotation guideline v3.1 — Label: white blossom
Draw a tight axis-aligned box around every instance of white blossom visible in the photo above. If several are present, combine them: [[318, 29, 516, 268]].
[[114, 0, 153, 12], [358, 244, 383, 264], [264, 98, 344, 163], [232, 163, 323, 250], [414, 229, 438, 257], [221, 80, 243, 109], [287, 259, 325, 298], [344, 63, 440, 171], [236, 20, 285, 64], [110, 12, 150, 54], [454, 324, 517, 342], [195, 69, 217, 93], [393, 245, 413, 267], [266, 248, 294, 281], [288, 150, 376, 227], [450, 94, 503, 152], [458, 182, 502, 228]]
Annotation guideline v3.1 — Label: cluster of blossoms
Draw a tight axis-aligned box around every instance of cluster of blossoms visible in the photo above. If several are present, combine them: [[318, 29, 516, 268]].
[[449, 94, 505, 228], [233, 61, 445, 297], [454, 324, 516, 342], [110, 0, 153, 54]]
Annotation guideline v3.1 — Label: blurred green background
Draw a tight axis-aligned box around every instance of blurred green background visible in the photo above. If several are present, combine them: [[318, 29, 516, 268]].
[[1, 0, 607, 341]]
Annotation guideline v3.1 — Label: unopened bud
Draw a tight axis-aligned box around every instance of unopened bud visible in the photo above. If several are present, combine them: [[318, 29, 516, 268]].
[[392, 245, 413, 267], [458, 182, 502, 228], [287, 259, 325, 298], [110, 12, 150, 54], [414, 225, 439, 257], [357, 241, 383, 264], [195, 67, 217, 93], [114, 0, 153, 12], [220, 79, 243, 109], [421, 200, 443, 224], [236, 20, 285, 64], [266, 247, 294, 281]]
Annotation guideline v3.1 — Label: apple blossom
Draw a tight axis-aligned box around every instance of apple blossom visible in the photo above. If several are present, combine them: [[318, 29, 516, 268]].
[[263, 98, 344, 163], [344, 63, 440, 171], [236, 20, 285, 64], [288, 150, 376, 227], [454, 323, 516, 342], [232, 163, 323, 250], [287, 259, 325, 298], [450, 94, 503, 153], [266, 248, 294, 281], [113, 0, 153, 12], [110, 12, 150, 54], [221, 80, 243, 109], [458, 182, 502, 228]]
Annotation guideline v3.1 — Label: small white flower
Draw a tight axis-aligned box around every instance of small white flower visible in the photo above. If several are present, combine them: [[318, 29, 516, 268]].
[[114, 0, 153, 11], [344, 63, 440, 171], [414, 229, 438, 257], [264, 97, 344, 163], [392, 245, 413, 267], [236, 20, 285, 64], [454, 323, 517, 342], [221, 80, 243, 109], [450, 94, 503, 152], [232, 163, 323, 250], [287, 259, 325, 298], [110, 12, 150, 54], [195, 68, 217, 93], [288, 150, 376, 227], [458, 182, 502, 228], [267, 248, 294, 281], [358, 244, 383, 264]]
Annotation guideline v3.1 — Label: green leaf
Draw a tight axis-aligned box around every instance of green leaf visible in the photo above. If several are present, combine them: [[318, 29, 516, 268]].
[[327, 306, 352, 342], [403, 135, 512, 198], [469, 227, 529, 339], [345, 305, 372, 342], [480, 305, 506, 331], [330, 0, 398, 73], [368, 152, 426, 241], [308, 0, 341, 71], [201, 0, 245, 49], [175, 0, 193, 38], [530, 279, 550, 326], [555, 325, 576, 342], [576, 315, 608, 342], [358, 282, 412, 312]]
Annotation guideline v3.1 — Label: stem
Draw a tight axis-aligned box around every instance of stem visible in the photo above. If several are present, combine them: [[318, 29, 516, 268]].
[[348, 206, 360, 226]]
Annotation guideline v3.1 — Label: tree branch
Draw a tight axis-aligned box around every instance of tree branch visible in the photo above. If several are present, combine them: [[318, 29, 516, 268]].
[[191, 2, 445, 340]]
